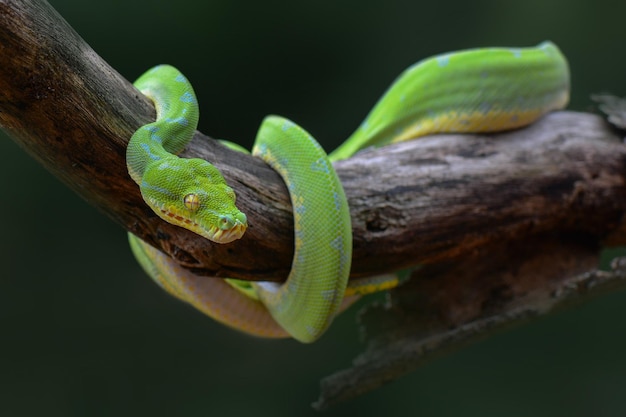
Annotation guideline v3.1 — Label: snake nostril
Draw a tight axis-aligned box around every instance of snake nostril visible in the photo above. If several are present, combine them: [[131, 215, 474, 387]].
[[236, 212, 248, 226], [218, 215, 234, 230]]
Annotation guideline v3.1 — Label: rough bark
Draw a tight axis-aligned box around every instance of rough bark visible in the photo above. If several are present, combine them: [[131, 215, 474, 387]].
[[314, 238, 624, 409]]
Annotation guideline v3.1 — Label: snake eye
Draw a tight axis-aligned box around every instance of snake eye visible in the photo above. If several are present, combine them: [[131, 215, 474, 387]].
[[183, 193, 200, 211]]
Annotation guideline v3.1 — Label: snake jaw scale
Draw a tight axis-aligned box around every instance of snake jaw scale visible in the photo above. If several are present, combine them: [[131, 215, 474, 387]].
[[153, 203, 247, 244], [209, 221, 247, 244]]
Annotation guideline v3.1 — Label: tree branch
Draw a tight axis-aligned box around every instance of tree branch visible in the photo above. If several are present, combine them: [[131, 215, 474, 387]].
[[314, 236, 622, 408]]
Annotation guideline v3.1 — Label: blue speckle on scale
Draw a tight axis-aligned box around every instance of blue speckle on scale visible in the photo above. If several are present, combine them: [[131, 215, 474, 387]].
[[538, 42, 552, 55], [166, 116, 189, 126], [179, 92, 196, 103], [320, 289, 338, 302], [175, 74, 187, 83], [478, 102, 492, 114], [310, 158, 330, 174], [510, 49, 522, 58], [256, 143, 267, 154], [305, 326, 317, 337], [296, 252, 306, 267], [281, 120, 295, 131], [140, 143, 160, 160], [437, 54, 450, 67], [332, 192, 342, 211], [329, 235, 343, 252], [329, 236, 347, 268]]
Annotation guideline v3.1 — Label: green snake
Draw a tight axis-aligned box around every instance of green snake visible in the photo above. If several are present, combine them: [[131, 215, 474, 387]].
[[128, 41, 570, 343]]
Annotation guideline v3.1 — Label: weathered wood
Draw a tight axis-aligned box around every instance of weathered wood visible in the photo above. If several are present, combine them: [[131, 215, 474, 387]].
[[314, 236, 614, 409], [0, 0, 294, 281]]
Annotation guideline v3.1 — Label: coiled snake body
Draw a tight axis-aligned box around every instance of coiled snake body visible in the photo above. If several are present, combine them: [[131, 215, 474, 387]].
[[128, 42, 569, 343]]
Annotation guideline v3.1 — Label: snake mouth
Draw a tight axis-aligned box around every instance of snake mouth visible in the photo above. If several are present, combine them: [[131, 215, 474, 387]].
[[209, 222, 247, 244], [156, 207, 247, 244]]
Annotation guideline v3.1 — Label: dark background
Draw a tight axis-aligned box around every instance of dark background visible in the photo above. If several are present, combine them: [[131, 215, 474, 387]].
[[2, 0, 626, 415]]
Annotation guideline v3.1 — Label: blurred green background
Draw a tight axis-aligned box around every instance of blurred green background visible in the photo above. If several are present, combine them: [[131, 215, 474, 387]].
[[2, 0, 626, 415]]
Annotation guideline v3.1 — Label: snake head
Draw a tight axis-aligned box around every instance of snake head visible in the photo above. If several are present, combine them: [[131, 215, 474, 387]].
[[140, 158, 248, 243]]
